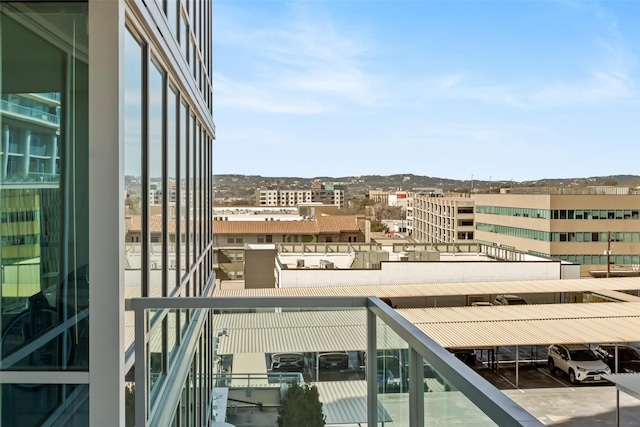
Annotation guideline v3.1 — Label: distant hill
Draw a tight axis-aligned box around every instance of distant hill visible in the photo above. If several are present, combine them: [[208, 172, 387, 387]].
[[213, 173, 640, 190], [213, 173, 640, 201]]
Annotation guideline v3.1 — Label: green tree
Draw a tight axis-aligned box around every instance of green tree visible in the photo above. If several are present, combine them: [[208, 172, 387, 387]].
[[278, 381, 325, 427], [370, 219, 388, 233], [125, 383, 135, 427]]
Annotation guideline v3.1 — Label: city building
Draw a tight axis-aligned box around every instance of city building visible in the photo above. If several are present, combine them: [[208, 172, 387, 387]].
[[213, 215, 369, 283], [474, 188, 640, 276], [1, 1, 214, 426], [255, 184, 346, 208], [408, 192, 475, 243], [254, 188, 312, 207], [272, 242, 577, 291]]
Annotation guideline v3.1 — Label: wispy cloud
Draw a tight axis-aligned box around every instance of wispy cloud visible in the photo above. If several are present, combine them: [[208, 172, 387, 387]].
[[214, 4, 377, 112], [215, 74, 325, 114]]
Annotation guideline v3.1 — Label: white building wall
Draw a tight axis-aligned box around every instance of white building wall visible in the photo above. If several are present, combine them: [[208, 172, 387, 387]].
[[277, 261, 562, 288]]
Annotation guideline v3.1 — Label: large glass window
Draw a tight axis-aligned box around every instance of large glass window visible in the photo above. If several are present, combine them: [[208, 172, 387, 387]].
[[190, 114, 196, 270], [167, 86, 177, 290], [148, 61, 165, 296], [1, 2, 88, 424], [179, 101, 188, 281], [124, 28, 144, 299]]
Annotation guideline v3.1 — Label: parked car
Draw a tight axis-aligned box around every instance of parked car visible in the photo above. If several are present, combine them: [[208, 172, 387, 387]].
[[270, 352, 304, 371], [548, 344, 610, 384], [471, 301, 493, 307], [376, 355, 408, 388], [494, 295, 528, 306], [448, 348, 477, 366], [318, 351, 349, 369], [594, 345, 640, 373]]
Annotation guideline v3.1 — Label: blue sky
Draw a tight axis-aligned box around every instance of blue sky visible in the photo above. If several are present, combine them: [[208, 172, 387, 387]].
[[212, 0, 640, 181]]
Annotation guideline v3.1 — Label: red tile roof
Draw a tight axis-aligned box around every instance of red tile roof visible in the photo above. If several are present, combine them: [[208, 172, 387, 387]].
[[213, 220, 319, 235]]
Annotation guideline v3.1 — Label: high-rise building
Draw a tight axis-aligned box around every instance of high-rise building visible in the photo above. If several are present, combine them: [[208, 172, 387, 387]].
[[1, 1, 214, 425]]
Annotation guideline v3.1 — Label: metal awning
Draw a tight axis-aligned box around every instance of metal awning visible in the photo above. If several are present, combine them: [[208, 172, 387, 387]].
[[316, 380, 392, 425], [602, 373, 640, 426], [212, 277, 640, 298], [589, 289, 640, 302], [205, 303, 640, 354], [603, 373, 640, 401], [211, 310, 408, 355], [400, 302, 640, 348]]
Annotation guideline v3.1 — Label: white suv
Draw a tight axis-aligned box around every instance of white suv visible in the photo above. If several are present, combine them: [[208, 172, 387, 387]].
[[548, 344, 610, 384]]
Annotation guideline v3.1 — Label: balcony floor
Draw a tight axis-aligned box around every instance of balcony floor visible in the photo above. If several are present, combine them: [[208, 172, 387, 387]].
[[224, 406, 279, 427]]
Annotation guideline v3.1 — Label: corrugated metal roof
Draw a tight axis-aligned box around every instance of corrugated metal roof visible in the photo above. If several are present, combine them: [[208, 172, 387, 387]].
[[602, 373, 640, 400], [416, 316, 640, 348], [589, 289, 640, 302], [210, 310, 409, 355], [316, 381, 392, 424], [398, 302, 640, 324], [211, 303, 640, 353], [212, 277, 640, 298], [400, 302, 640, 348]]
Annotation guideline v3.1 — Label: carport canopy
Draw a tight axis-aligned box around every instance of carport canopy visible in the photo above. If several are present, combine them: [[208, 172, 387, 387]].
[[212, 277, 640, 299], [211, 302, 640, 355]]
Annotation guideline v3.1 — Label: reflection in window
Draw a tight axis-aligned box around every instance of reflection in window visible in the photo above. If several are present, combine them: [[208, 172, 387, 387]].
[[168, 86, 178, 289], [149, 61, 165, 296], [179, 102, 188, 280], [190, 114, 196, 270], [1, 2, 89, 424], [124, 28, 144, 298]]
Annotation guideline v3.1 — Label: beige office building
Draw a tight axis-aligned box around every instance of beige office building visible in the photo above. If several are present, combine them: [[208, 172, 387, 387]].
[[473, 189, 640, 276], [409, 193, 475, 243]]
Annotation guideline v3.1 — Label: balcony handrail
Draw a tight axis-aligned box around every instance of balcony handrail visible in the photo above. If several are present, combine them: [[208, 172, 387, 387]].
[[131, 295, 543, 427], [1, 99, 60, 125], [212, 372, 304, 388]]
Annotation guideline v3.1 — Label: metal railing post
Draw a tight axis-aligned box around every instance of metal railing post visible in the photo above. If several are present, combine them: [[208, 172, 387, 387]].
[[367, 307, 377, 427]]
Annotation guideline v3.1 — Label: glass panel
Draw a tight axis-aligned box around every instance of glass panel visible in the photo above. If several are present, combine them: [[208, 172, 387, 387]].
[[124, 28, 143, 299], [179, 102, 188, 280], [190, 114, 196, 269], [196, 124, 202, 260], [376, 320, 409, 426], [1, 1, 89, 381], [167, 87, 177, 289], [148, 314, 165, 404], [180, 13, 188, 60], [2, 383, 88, 426], [168, 309, 178, 363], [149, 61, 164, 296], [166, 0, 178, 36], [423, 353, 497, 426]]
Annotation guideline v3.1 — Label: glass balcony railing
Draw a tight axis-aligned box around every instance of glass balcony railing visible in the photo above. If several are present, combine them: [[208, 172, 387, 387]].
[[131, 293, 543, 427], [3, 172, 59, 184], [1, 99, 60, 125], [30, 145, 49, 156], [32, 92, 61, 102]]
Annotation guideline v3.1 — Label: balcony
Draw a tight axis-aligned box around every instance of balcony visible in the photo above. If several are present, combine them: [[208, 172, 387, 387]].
[[131, 293, 543, 426], [1, 99, 60, 127]]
